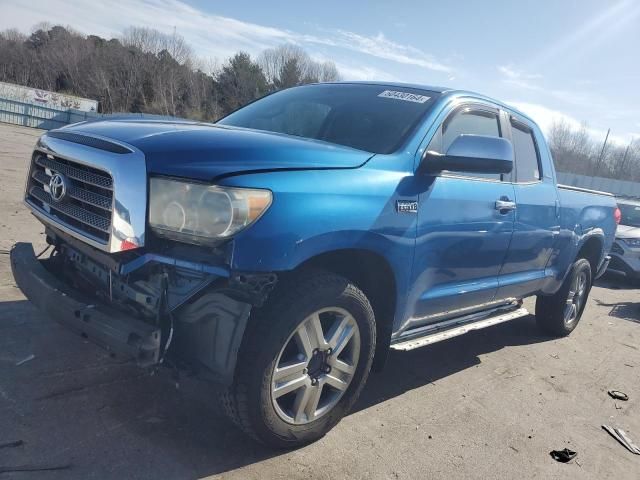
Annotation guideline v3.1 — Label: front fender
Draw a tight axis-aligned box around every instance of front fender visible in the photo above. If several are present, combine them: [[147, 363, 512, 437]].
[[231, 228, 413, 303], [235, 228, 411, 271], [221, 165, 416, 273]]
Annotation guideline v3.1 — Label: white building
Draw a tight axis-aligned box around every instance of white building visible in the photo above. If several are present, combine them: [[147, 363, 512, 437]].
[[0, 81, 98, 112]]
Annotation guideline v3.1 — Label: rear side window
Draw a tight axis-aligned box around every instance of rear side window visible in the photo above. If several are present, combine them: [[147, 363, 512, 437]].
[[428, 108, 503, 180], [511, 121, 541, 182]]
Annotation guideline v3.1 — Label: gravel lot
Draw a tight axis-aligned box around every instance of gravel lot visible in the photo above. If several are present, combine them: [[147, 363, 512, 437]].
[[0, 123, 638, 479]]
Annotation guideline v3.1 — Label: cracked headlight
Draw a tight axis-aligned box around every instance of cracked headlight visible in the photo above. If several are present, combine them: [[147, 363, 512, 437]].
[[149, 177, 272, 245]]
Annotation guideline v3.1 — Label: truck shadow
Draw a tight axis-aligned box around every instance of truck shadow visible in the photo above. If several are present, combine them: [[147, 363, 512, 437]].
[[353, 314, 547, 413], [0, 300, 555, 479], [592, 298, 640, 325], [592, 274, 640, 325]]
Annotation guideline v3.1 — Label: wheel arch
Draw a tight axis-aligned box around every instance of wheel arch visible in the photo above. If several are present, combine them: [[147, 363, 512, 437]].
[[292, 248, 397, 372], [576, 234, 604, 276], [541, 228, 605, 296]]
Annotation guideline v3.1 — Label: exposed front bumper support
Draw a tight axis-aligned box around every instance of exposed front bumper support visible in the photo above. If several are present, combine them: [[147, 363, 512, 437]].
[[10, 243, 161, 366]]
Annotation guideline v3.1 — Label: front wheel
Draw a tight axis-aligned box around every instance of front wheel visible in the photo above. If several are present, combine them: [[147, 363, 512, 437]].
[[220, 270, 376, 448], [536, 258, 592, 336]]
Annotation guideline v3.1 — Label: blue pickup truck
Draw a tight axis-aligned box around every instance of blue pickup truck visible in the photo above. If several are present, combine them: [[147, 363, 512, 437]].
[[11, 82, 617, 447]]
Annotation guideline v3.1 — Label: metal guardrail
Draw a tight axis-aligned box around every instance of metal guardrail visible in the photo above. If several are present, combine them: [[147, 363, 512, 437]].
[[0, 96, 100, 130], [0, 96, 187, 131]]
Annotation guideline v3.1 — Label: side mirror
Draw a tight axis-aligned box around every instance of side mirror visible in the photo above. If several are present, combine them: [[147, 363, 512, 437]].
[[421, 134, 514, 175]]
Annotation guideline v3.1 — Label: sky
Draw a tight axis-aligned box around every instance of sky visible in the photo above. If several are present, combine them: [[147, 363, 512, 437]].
[[1, 0, 639, 144]]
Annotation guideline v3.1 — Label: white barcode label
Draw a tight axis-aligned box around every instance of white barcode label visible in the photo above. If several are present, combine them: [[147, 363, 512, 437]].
[[378, 90, 430, 103]]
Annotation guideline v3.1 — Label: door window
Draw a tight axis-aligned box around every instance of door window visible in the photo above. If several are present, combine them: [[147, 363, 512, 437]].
[[511, 121, 541, 182], [442, 110, 501, 151], [428, 108, 503, 180]]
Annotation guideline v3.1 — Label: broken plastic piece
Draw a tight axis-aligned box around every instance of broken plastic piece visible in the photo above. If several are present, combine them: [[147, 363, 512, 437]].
[[608, 390, 629, 401], [602, 425, 640, 455], [0, 440, 24, 449], [15, 354, 35, 366], [0, 464, 71, 474], [550, 448, 577, 463]]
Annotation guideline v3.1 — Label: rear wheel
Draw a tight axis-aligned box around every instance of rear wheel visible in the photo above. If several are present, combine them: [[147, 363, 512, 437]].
[[536, 258, 592, 336], [220, 270, 376, 448]]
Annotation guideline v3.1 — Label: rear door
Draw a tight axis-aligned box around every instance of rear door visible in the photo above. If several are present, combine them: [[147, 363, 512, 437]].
[[406, 103, 516, 329], [495, 113, 560, 299]]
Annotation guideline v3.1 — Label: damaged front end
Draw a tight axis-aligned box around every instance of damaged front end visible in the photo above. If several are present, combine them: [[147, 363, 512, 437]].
[[15, 129, 278, 385], [10, 226, 277, 385]]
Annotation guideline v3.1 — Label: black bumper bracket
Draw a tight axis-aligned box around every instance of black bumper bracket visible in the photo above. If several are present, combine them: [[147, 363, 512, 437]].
[[10, 243, 161, 366]]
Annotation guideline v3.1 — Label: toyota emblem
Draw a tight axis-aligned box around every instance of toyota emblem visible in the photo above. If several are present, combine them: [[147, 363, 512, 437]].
[[49, 173, 68, 202]]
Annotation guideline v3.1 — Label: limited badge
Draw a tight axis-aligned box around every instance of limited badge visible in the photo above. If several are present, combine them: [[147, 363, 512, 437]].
[[396, 200, 418, 213], [378, 90, 430, 103]]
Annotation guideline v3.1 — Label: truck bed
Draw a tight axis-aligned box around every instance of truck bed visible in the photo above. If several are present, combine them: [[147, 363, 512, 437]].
[[558, 183, 616, 198]]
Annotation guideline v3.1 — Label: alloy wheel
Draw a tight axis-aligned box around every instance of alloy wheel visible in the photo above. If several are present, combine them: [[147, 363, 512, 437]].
[[270, 307, 361, 425], [564, 270, 588, 326]]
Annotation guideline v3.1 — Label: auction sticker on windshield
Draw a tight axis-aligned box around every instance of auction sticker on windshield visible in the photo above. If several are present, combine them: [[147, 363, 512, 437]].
[[378, 90, 430, 103]]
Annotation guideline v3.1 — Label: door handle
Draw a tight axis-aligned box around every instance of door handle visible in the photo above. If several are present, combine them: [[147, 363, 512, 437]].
[[495, 199, 517, 212]]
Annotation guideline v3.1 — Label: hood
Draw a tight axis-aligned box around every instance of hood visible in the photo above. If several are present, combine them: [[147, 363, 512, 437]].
[[62, 119, 373, 181], [616, 224, 640, 239]]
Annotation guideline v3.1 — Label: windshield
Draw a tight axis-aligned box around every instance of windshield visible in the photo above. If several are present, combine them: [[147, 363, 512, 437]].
[[218, 84, 439, 154], [619, 202, 640, 227]]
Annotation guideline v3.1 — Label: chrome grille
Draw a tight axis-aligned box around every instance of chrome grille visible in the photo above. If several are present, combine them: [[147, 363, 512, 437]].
[[26, 153, 114, 243], [31, 169, 112, 210], [35, 155, 113, 189]]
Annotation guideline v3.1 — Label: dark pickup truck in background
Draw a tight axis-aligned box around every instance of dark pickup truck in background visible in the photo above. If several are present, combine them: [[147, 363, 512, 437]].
[[10, 82, 617, 447]]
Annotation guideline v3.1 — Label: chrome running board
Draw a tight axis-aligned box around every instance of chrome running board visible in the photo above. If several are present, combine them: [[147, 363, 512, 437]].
[[391, 306, 529, 351]]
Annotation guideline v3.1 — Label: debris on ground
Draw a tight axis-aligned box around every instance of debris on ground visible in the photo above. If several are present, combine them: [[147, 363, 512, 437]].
[[145, 416, 165, 424], [0, 440, 24, 449], [549, 448, 577, 463], [608, 390, 629, 401], [15, 354, 35, 366], [602, 425, 640, 455], [0, 464, 71, 474]]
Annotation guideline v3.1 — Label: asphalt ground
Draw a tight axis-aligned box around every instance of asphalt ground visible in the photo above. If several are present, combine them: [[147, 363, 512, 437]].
[[0, 123, 638, 479]]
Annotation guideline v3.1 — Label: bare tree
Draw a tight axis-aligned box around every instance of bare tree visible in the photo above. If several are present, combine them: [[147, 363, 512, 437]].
[[548, 119, 640, 181], [548, 119, 596, 174], [0, 25, 347, 123], [259, 44, 340, 89], [317, 61, 340, 82], [1, 28, 26, 42]]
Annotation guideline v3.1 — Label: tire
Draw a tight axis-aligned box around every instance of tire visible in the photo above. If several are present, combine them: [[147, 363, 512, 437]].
[[220, 270, 376, 448], [536, 258, 592, 337]]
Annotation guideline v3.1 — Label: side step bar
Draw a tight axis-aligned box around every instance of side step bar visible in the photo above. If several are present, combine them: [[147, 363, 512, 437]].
[[391, 306, 530, 351]]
